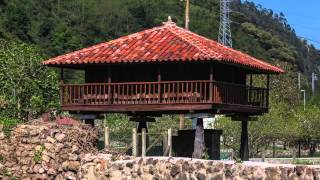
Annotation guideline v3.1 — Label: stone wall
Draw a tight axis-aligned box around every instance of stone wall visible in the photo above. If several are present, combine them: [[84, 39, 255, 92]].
[[0, 122, 99, 179], [1, 123, 320, 180], [80, 156, 320, 180]]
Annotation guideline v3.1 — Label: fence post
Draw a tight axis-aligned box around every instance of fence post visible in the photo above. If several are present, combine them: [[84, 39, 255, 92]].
[[132, 128, 137, 157], [163, 133, 168, 156], [168, 128, 172, 157], [142, 128, 146, 157], [104, 127, 110, 148], [261, 148, 265, 162]]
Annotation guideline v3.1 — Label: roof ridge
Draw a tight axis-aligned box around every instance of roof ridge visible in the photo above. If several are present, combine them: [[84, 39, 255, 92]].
[[165, 25, 214, 58]]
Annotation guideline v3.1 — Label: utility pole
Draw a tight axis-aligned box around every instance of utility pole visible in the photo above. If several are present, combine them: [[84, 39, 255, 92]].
[[181, 0, 190, 30], [218, 0, 233, 47]]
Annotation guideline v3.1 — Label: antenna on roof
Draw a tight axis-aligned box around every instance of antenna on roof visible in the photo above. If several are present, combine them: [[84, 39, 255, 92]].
[[218, 0, 233, 47]]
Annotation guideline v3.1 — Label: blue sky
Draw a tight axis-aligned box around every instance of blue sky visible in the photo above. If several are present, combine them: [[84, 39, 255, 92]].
[[245, 0, 320, 48]]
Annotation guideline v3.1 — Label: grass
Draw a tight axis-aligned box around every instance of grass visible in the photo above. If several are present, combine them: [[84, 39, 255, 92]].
[[33, 145, 45, 163], [293, 159, 314, 165], [0, 117, 21, 137], [202, 150, 210, 160]]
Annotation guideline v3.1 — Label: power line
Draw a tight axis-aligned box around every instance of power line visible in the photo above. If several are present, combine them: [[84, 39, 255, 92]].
[[298, 36, 320, 46]]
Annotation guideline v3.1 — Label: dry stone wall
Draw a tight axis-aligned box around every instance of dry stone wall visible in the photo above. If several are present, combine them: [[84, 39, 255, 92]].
[[80, 156, 320, 180], [1, 123, 320, 180], [0, 122, 99, 179]]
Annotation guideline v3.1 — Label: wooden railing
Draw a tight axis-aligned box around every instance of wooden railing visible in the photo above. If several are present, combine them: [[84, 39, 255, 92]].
[[60, 80, 268, 109]]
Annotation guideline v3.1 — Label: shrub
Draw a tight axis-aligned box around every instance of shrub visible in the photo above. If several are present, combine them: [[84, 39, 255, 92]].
[[33, 145, 45, 163], [0, 116, 21, 137]]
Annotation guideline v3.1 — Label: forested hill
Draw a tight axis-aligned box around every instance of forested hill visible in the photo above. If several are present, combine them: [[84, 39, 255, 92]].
[[0, 0, 319, 76]]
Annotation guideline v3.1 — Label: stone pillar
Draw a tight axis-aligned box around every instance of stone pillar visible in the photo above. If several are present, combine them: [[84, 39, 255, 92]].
[[240, 120, 249, 161], [193, 118, 205, 159]]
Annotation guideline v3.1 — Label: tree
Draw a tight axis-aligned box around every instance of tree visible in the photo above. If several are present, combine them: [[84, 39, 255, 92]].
[[0, 39, 59, 119]]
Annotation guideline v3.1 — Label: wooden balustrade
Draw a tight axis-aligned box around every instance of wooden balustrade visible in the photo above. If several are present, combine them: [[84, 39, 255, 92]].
[[60, 80, 268, 109]]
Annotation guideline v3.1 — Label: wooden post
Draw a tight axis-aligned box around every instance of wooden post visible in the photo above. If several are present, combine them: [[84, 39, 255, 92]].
[[298, 141, 301, 158], [249, 74, 253, 104], [272, 141, 276, 158], [163, 133, 168, 156], [132, 128, 137, 157], [142, 128, 146, 157], [292, 143, 296, 162], [104, 127, 110, 148], [60, 68, 64, 105], [179, 114, 185, 130], [261, 147, 265, 162], [157, 67, 161, 103], [60, 68, 64, 82], [240, 120, 249, 161], [168, 128, 172, 157], [266, 74, 270, 108], [209, 64, 213, 102], [107, 69, 112, 104]]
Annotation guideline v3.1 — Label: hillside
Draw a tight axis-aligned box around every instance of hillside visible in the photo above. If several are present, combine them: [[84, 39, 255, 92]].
[[0, 0, 318, 76], [0, 0, 319, 104]]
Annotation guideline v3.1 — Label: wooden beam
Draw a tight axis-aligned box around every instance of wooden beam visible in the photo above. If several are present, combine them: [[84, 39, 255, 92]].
[[130, 116, 155, 122], [60, 68, 64, 83], [240, 119, 249, 161], [108, 68, 111, 104], [249, 74, 253, 104], [63, 103, 266, 115], [157, 67, 161, 103], [62, 103, 212, 112], [209, 64, 213, 102], [157, 67, 161, 81], [266, 74, 270, 109], [137, 121, 148, 133], [107, 69, 112, 83]]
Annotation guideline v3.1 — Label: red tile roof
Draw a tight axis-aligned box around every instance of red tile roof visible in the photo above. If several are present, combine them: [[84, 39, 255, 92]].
[[43, 20, 284, 73]]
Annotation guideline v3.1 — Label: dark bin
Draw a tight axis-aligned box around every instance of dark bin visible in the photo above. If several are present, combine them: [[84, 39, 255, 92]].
[[172, 129, 223, 160]]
